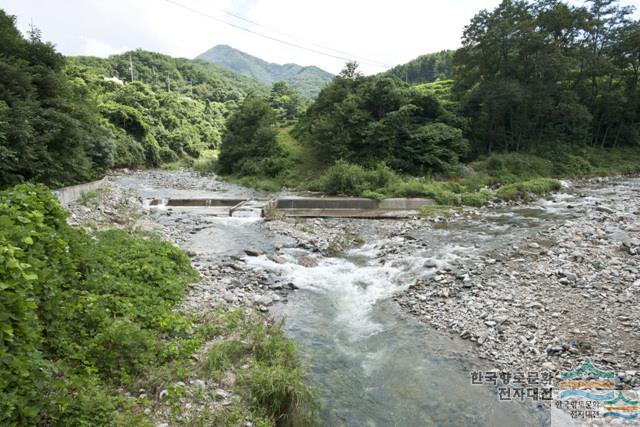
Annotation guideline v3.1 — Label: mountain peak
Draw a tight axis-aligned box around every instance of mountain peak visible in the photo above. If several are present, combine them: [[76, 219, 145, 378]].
[[196, 45, 332, 98]]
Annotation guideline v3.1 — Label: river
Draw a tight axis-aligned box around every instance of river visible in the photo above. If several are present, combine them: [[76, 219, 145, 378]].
[[110, 170, 640, 426]]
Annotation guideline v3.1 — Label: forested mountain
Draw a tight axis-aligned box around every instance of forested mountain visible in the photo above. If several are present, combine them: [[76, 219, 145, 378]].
[[387, 50, 454, 85], [0, 9, 272, 188], [67, 50, 272, 170], [197, 44, 333, 98], [70, 50, 268, 101]]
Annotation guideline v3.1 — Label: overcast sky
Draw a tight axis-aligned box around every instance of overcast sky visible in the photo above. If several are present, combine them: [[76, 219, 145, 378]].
[[1, 0, 639, 75]]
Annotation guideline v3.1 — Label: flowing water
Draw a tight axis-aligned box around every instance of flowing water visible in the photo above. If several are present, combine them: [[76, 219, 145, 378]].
[[111, 172, 640, 427]]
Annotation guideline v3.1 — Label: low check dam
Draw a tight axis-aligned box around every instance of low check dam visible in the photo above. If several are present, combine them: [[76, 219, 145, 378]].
[[144, 196, 437, 218]]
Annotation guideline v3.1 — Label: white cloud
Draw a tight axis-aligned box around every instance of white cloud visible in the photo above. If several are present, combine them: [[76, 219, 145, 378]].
[[1, 0, 639, 75], [80, 37, 125, 57]]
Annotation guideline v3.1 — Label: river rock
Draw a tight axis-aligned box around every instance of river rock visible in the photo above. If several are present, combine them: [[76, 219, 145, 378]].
[[244, 248, 264, 257], [256, 294, 273, 306], [297, 255, 318, 267], [268, 255, 288, 264]]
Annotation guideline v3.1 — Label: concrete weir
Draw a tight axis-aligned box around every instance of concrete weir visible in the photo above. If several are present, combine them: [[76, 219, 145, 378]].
[[144, 196, 436, 218], [273, 197, 436, 218]]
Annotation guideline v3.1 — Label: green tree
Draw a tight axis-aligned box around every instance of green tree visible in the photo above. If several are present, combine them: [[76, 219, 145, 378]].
[[295, 63, 468, 175], [217, 95, 282, 176], [0, 10, 114, 188], [268, 81, 305, 123]]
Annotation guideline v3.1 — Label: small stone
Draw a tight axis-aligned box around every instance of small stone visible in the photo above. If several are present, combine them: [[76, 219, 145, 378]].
[[268, 255, 287, 264], [215, 389, 230, 400], [244, 248, 264, 257], [159, 389, 168, 399], [257, 294, 273, 306], [423, 260, 438, 269], [529, 242, 540, 249], [193, 379, 206, 390], [596, 206, 615, 214], [297, 255, 318, 267], [547, 345, 564, 355]]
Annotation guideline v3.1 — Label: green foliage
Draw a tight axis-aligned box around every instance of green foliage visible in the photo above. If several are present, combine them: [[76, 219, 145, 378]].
[[268, 81, 306, 123], [387, 50, 454, 85], [318, 160, 400, 196], [471, 153, 556, 184], [242, 322, 318, 427], [218, 95, 287, 178], [0, 184, 197, 425], [295, 66, 469, 175], [67, 58, 239, 168], [0, 11, 113, 187], [496, 178, 562, 201], [460, 190, 492, 207], [455, 0, 640, 154], [203, 340, 248, 380], [197, 44, 332, 98]]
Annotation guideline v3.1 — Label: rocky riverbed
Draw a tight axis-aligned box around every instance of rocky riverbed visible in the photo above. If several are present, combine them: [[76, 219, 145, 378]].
[[396, 178, 640, 387], [66, 169, 640, 424]]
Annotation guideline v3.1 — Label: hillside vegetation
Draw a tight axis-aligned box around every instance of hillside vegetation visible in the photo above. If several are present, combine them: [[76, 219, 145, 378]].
[[197, 44, 333, 98], [0, 185, 316, 426], [0, 10, 271, 188], [215, 0, 640, 204]]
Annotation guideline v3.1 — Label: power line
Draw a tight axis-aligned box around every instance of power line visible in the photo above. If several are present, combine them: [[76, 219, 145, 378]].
[[185, 0, 390, 67], [161, 0, 390, 68]]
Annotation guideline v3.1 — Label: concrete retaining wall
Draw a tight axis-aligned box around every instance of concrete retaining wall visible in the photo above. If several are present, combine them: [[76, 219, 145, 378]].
[[275, 197, 379, 210], [53, 178, 106, 205], [275, 197, 435, 211], [165, 198, 247, 207], [378, 198, 436, 210]]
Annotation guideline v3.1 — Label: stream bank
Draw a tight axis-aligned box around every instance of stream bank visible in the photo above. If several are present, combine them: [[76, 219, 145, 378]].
[[69, 169, 639, 425]]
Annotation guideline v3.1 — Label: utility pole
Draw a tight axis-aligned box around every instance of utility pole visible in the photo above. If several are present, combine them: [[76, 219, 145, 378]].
[[129, 53, 134, 82], [167, 72, 171, 92], [152, 66, 157, 86]]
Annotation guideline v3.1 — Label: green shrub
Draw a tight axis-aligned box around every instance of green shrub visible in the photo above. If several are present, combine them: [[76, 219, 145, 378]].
[[553, 154, 593, 176], [40, 372, 121, 427], [204, 340, 248, 380], [361, 190, 385, 201], [242, 322, 317, 426], [318, 160, 401, 196], [87, 319, 157, 384], [471, 153, 554, 183], [0, 184, 197, 425], [245, 364, 314, 426], [159, 146, 180, 164], [319, 160, 369, 195], [496, 178, 562, 201], [460, 190, 493, 206]]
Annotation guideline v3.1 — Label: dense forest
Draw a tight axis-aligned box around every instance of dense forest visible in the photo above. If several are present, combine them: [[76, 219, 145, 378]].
[[455, 0, 640, 155], [0, 10, 306, 188], [217, 0, 640, 199]]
